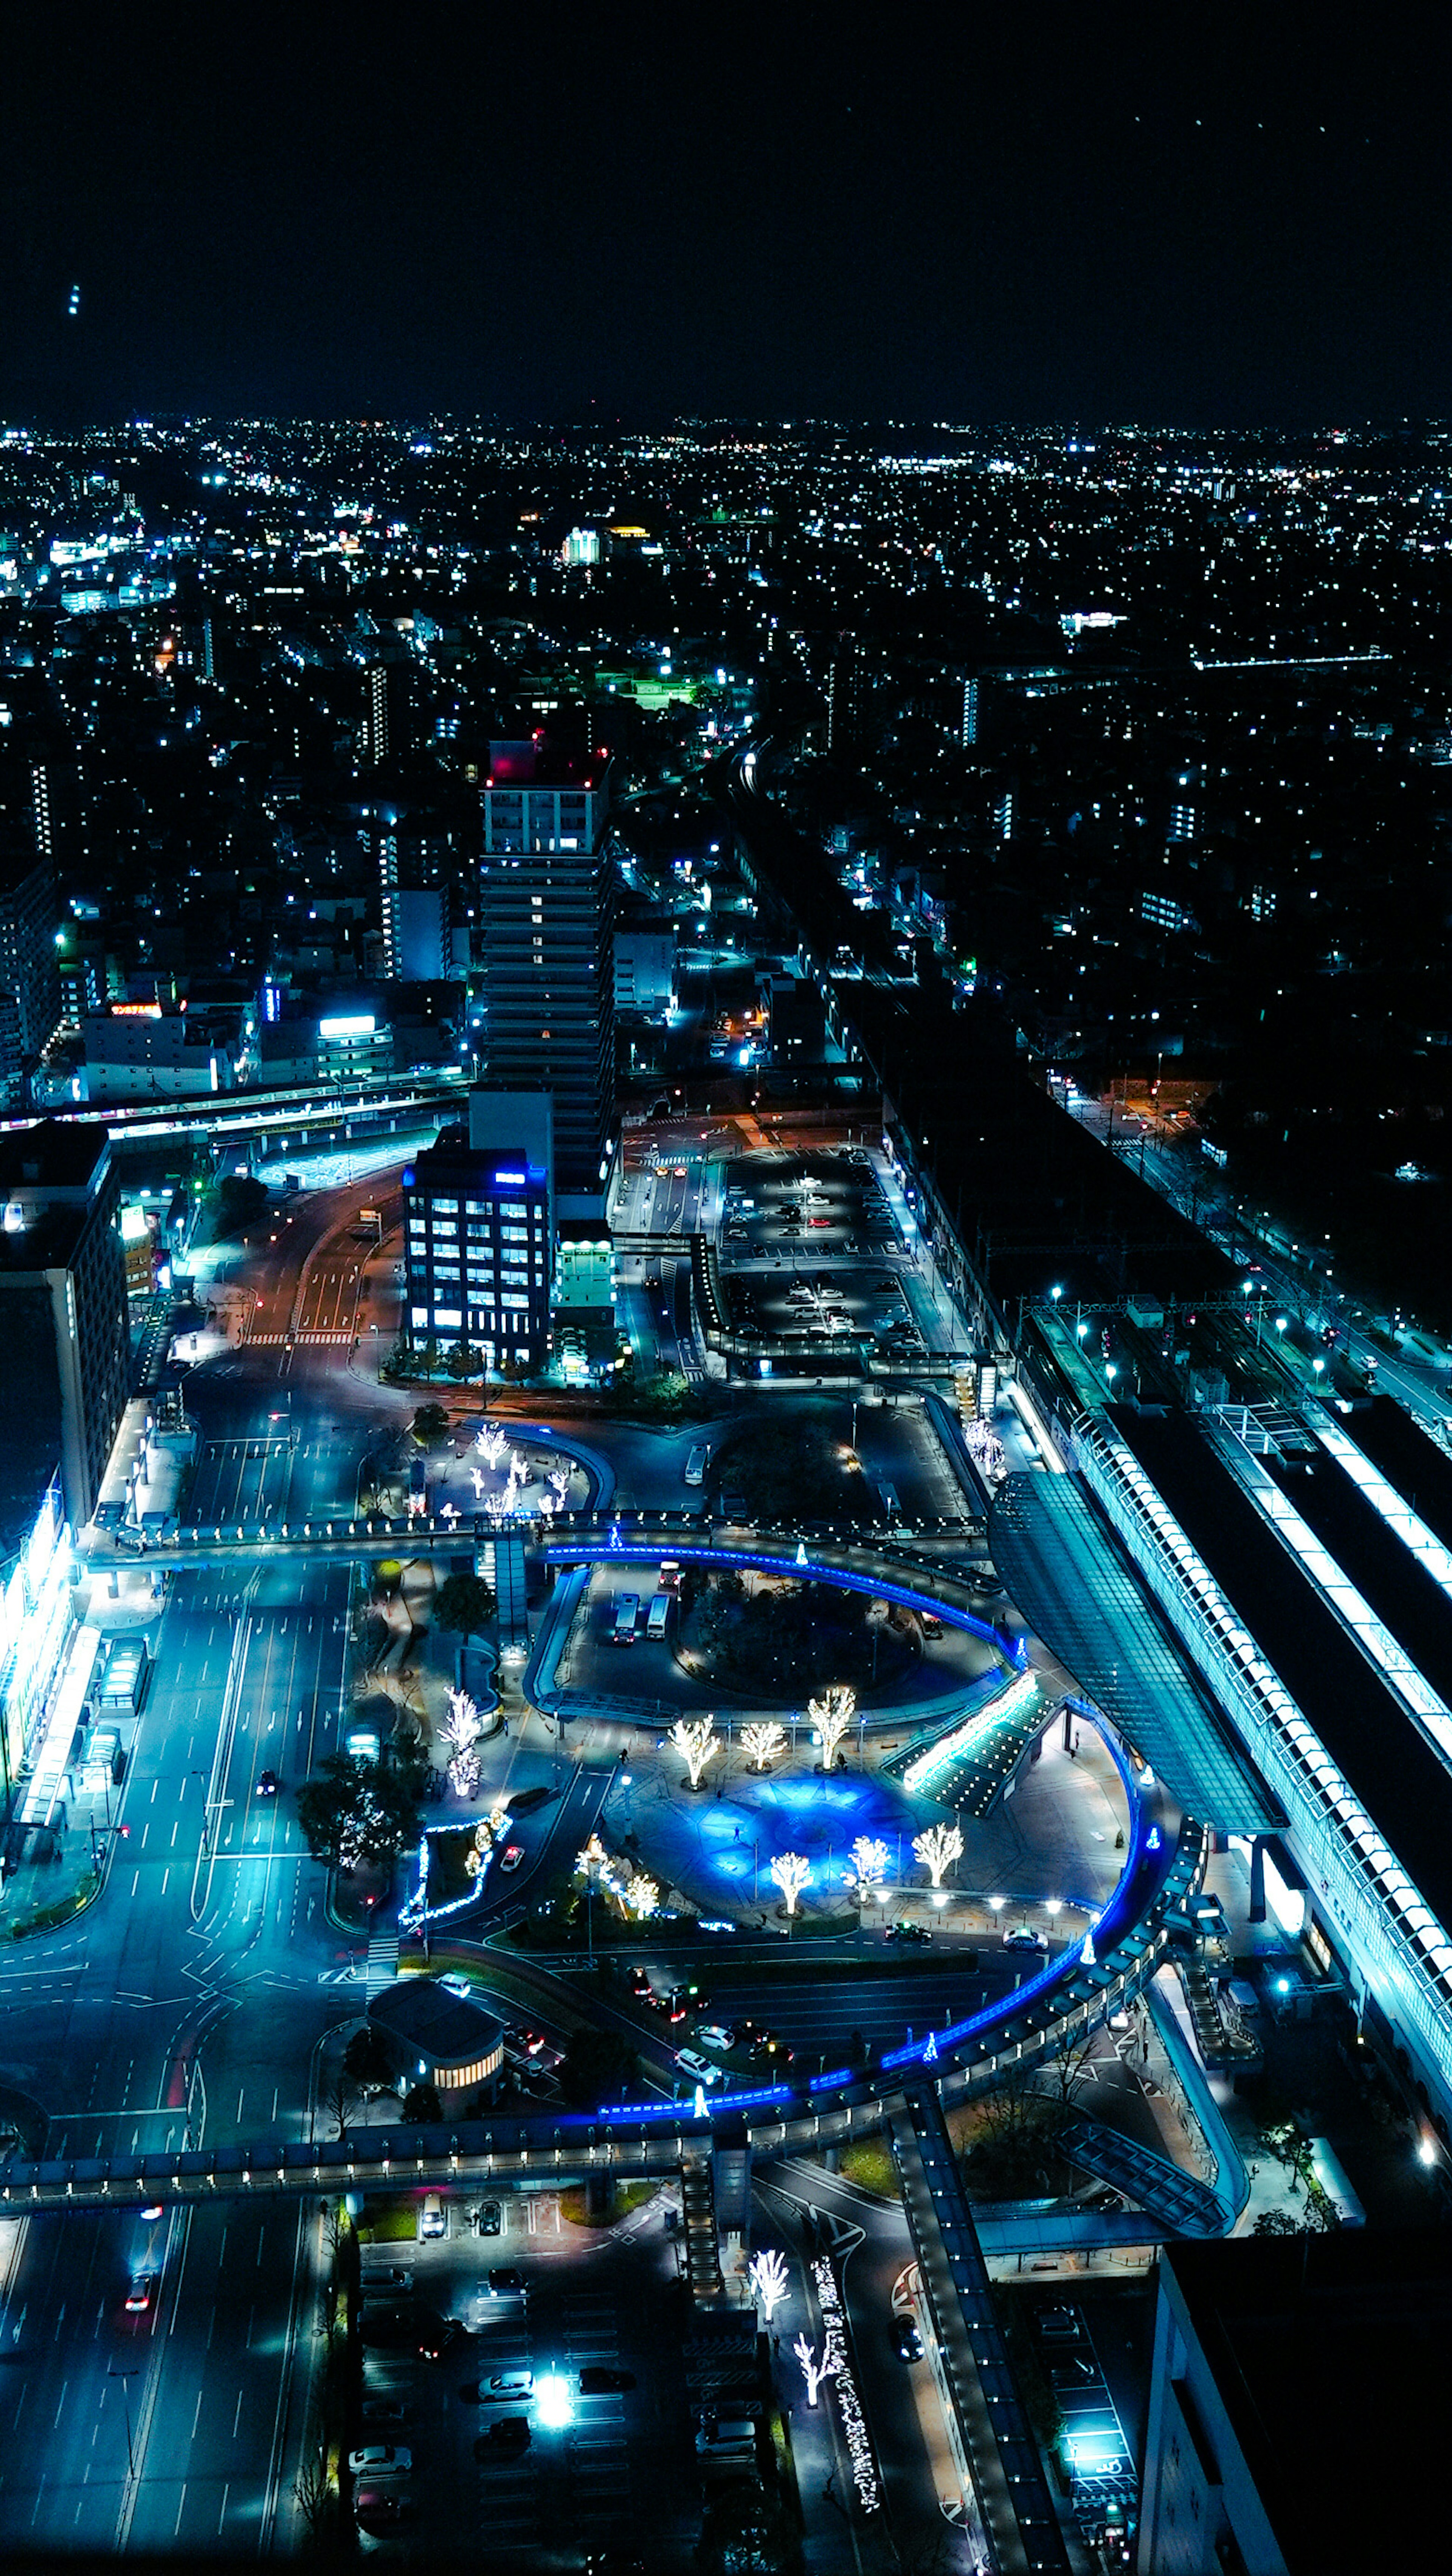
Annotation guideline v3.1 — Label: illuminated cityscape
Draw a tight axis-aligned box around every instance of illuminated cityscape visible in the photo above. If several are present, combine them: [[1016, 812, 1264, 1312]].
[[3, 13, 1452, 2576]]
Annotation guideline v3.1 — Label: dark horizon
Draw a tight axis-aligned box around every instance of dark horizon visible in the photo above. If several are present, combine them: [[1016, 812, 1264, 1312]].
[[5, 2, 1449, 428]]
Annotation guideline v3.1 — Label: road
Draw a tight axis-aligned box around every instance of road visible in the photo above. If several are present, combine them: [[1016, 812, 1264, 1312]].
[[0, 1177, 409, 2558]]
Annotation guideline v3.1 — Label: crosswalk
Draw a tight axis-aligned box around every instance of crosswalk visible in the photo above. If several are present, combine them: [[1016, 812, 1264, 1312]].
[[365, 1931, 399, 1995], [244, 1328, 355, 1347]]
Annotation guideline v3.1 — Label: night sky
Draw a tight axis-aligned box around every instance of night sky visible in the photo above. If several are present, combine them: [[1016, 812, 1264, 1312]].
[[5, 3, 1450, 426]]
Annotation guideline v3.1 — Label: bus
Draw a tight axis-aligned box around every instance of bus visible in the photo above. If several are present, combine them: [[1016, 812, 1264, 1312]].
[[646, 1594, 670, 1641], [613, 1595, 640, 1645]]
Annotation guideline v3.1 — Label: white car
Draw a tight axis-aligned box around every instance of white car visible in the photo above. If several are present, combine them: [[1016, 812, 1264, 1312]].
[[438, 1973, 472, 1999], [676, 2049, 725, 2085], [348, 2445, 412, 2476]]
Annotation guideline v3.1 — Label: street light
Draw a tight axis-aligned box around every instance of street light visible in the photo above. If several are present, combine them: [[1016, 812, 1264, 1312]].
[[109, 2364, 140, 2477]]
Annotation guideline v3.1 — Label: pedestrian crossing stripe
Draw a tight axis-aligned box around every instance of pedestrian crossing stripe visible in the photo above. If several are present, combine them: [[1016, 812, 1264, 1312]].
[[245, 1330, 354, 1345]]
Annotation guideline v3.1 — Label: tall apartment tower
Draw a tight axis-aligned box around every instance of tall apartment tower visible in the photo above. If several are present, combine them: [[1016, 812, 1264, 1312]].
[[0, 1123, 129, 1530], [0, 845, 61, 1112], [366, 665, 390, 766], [479, 742, 614, 1206], [961, 676, 979, 747]]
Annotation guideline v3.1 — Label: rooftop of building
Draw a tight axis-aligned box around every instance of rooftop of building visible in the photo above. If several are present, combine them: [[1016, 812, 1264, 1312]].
[[367, 1977, 503, 2066], [0, 1123, 111, 1274], [1111, 1405, 1452, 1933], [405, 1125, 548, 1190], [485, 736, 609, 790], [1161, 2229, 1452, 2575]]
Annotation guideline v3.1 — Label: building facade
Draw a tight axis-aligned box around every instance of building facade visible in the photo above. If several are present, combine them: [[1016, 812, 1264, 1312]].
[[479, 742, 614, 1202], [0, 1124, 129, 1533], [403, 1113, 552, 1370], [0, 845, 60, 1112]]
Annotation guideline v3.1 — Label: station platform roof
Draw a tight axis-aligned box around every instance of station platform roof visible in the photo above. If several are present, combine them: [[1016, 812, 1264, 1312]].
[[1114, 1409, 1452, 1938], [988, 1473, 1278, 1833]]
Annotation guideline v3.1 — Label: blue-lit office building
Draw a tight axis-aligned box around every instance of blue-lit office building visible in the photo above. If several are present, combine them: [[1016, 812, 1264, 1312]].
[[403, 1093, 552, 1372]]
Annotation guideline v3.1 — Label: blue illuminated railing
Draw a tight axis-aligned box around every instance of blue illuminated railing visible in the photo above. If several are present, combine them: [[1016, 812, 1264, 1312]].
[[541, 1535, 1024, 1667]]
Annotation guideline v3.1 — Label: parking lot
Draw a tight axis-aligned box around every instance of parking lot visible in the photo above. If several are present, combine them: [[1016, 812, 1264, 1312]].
[[352, 2187, 699, 2568], [716, 1150, 951, 1368]]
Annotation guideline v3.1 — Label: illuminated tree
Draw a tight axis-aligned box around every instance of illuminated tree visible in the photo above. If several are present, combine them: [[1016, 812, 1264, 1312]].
[[625, 1873, 660, 1920], [792, 2331, 836, 2407], [741, 1721, 786, 1772], [475, 1423, 507, 1468], [849, 1835, 889, 1894], [441, 1688, 484, 1798], [748, 2248, 790, 2322], [808, 1683, 856, 1771], [669, 1716, 720, 1789], [576, 1832, 608, 1879], [770, 1851, 811, 1916], [912, 1822, 964, 1888]]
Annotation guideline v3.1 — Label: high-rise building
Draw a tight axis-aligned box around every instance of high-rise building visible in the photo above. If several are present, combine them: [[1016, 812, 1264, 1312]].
[[961, 676, 979, 747], [0, 845, 60, 1112], [479, 742, 614, 1205], [365, 665, 390, 766], [403, 1093, 553, 1371], [0, 1123, 129, 1531]]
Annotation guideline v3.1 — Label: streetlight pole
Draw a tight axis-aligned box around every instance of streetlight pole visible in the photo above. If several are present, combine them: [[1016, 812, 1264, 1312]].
[[109, 2365, 138, 2478]]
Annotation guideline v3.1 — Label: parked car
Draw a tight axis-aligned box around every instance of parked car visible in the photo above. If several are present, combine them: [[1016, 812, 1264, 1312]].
[[360, 2399, 408, 2428], [479, 2418, 531, 2454], [361, 2267, 412, 2292], [483, 2369, 535, 2402], [348, 2446, 413, 2476], [354, 2486, 414, 2530], [478, 2201, 502, 2237]]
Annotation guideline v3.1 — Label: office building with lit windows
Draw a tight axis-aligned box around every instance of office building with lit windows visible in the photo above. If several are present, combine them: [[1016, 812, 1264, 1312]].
[[403, 1094, 553, 1371], [479, 740, 614, 1205]]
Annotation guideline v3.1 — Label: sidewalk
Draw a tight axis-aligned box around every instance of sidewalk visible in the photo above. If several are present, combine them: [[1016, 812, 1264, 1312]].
[[0, 1618, 119, 1938]]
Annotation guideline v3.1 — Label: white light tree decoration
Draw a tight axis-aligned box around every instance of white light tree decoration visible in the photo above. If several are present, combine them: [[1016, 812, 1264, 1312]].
[[625, 1873, 660, 1920], [548, 1464, 571, 1508], [749, 2248, 790, 2323], [470, 1467, 486, 1499], [503, 1451, 527, 1514], [913, 1822, 965, 1888], [741, 1721, 786, 1772], [848, 1835, 889, 1896], [792, 2330, 836, 2408], [770, 1852, 811, 1917], [442, 1688, 484, 1798], [463, 1807, 507, 1880], [669, 1716, 720, 1789], [475, 1424, 507, 1468], [808, 1683, 856, 1771]]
